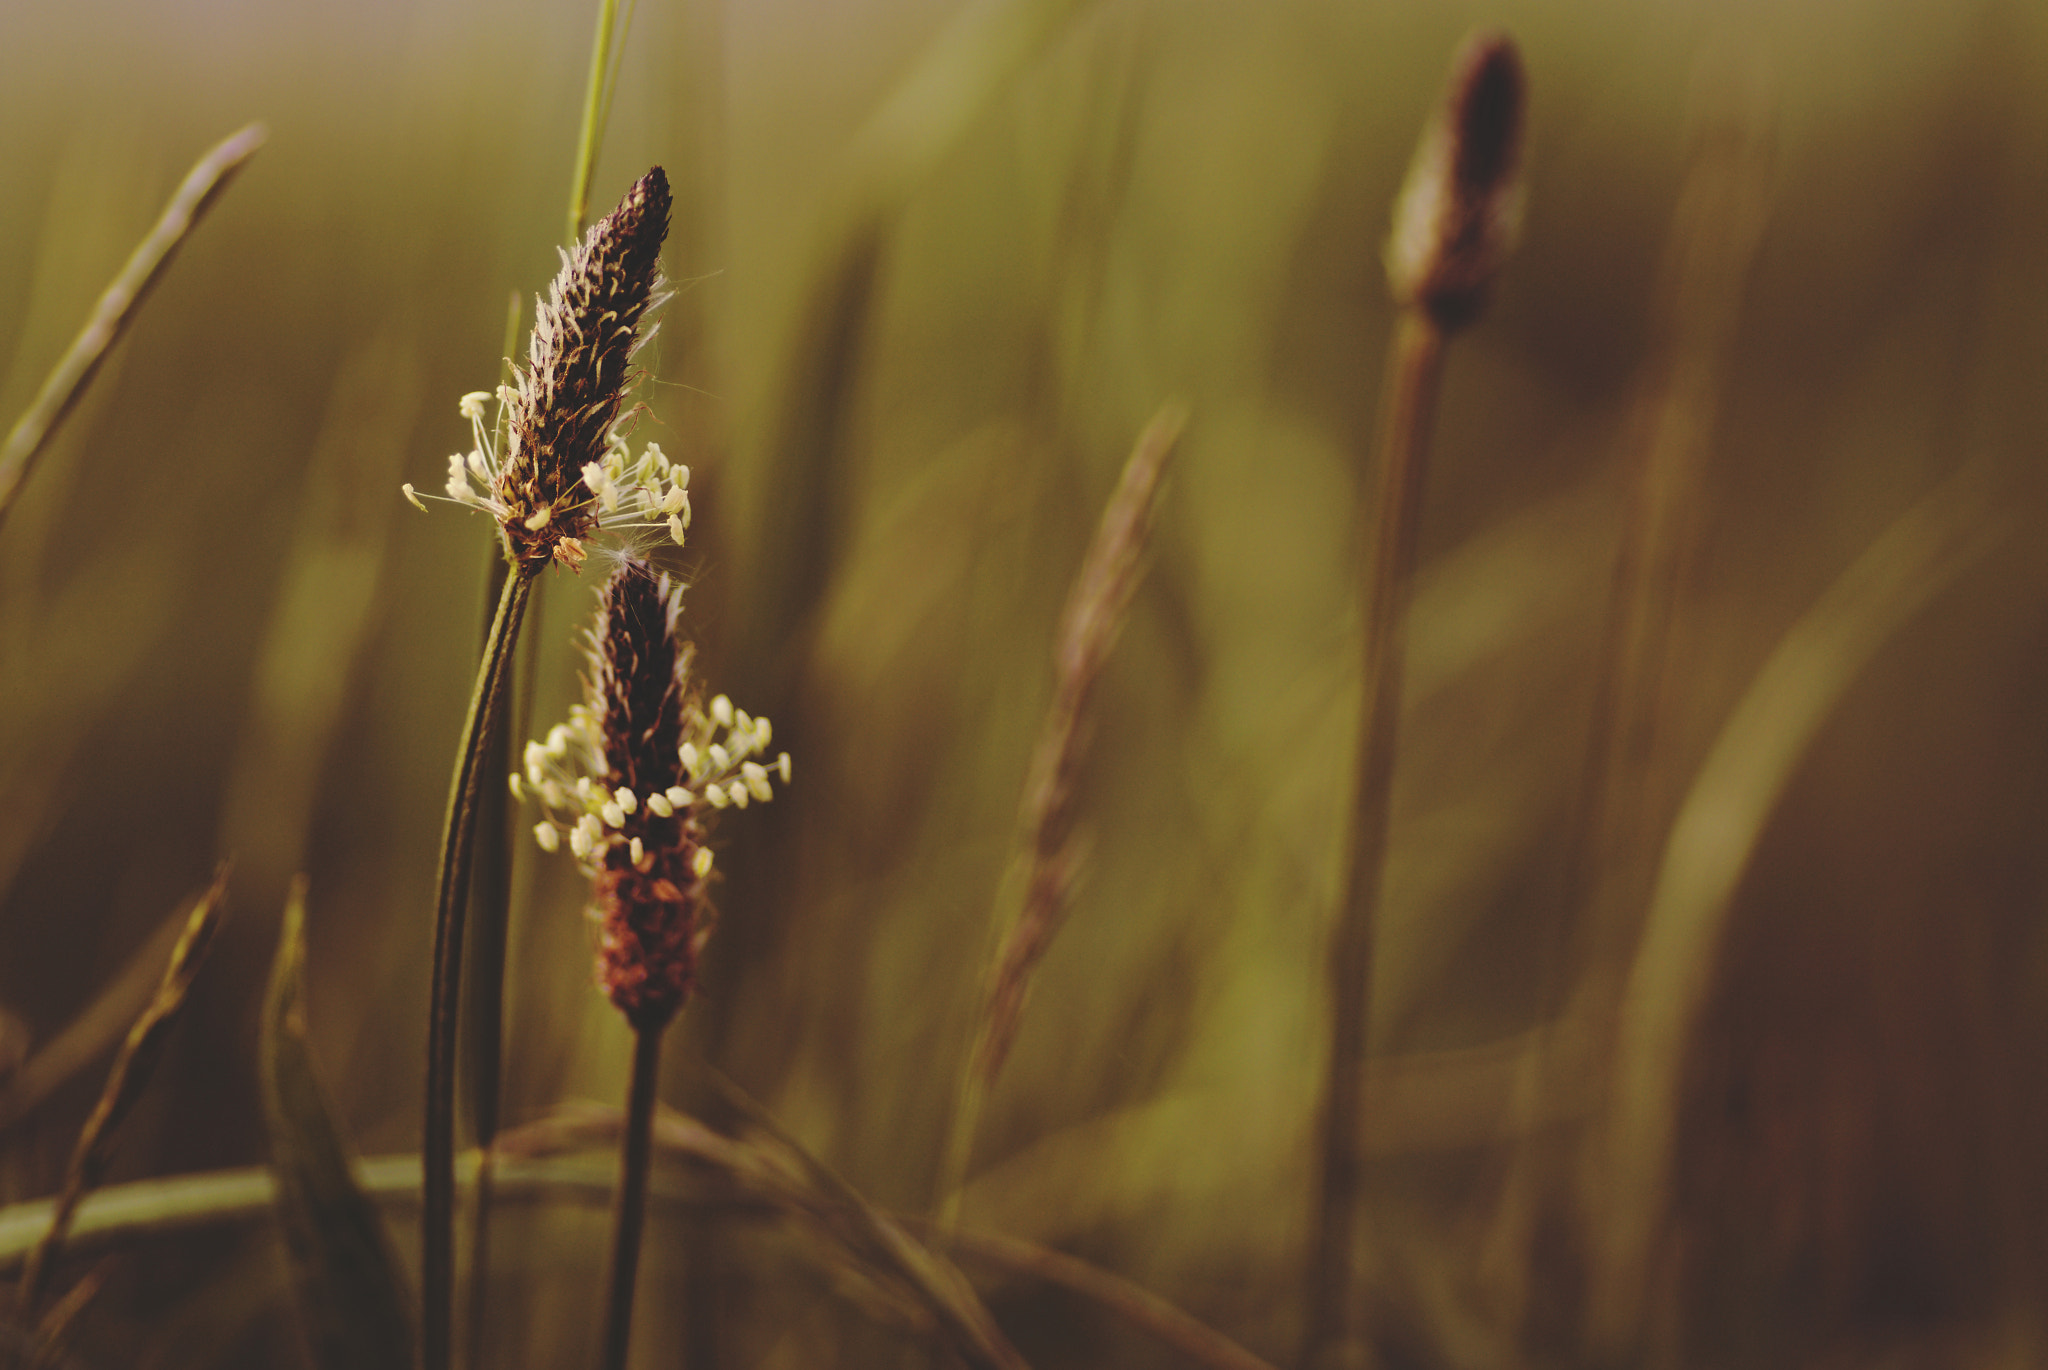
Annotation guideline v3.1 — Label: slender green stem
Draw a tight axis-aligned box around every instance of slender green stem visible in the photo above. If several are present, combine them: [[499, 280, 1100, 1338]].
[[566, 0, 626, 243], [0, 123, 263, 537], [423, 566, 535, 1370], [598, 1026, 664, 1370], [460, 292, 528, 1369], [1301, 311, 1444, 1370]]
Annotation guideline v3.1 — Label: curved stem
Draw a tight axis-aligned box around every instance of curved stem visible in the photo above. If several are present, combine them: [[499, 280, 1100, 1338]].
[[423, 566, 535, 1370], [0, 124, 264, 537], [1302, 312, 1444, 1370], [598, 1025, 664, 1370]]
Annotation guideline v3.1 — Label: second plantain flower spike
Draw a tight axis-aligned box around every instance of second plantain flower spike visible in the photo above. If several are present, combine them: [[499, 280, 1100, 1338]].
[[515, 556, 789, 1029], [405, 168, 693, 571]]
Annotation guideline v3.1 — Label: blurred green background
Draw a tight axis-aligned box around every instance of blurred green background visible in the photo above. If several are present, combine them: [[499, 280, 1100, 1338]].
[[4, 0, 2048, 1365]]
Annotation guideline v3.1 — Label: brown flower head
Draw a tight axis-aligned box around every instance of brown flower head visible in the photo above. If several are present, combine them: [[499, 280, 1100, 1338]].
[[405, 170, 693, 571], [516, 557, 789, 1030], [499, 168, 672, 571], [1384, 32, 1527, 331]]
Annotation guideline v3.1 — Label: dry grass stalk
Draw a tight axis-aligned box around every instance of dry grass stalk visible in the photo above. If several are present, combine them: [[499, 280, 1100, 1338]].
[[0, 900, 196, 1140], [1302, 31, 1524, 1370], [503, 1093, 1279, 1370], [935, 404, 1183, 1228], [0, 124, 264, 537], [980, 403, 1185, 1083], [13, 865, 227, 1317]]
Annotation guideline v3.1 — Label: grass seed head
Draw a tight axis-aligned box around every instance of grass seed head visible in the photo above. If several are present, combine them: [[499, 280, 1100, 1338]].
[[498, 168, 673, 571], [1385, 32, 1527, 331], [519, 556, 789, 1029]]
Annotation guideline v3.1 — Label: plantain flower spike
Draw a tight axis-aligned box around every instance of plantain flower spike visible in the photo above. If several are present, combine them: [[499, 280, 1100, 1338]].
[[516, 557, 789, 1029], [403, 168, 695, 572], [1385, 32, 1527, 332]]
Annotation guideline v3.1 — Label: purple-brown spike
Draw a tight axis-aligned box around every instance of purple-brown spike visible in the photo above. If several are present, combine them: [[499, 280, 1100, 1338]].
[[589, 561, 709, 1030], [517, 556, 791, 1031], [1384, 33, 1527, 332], [497, 168, 673, 571]]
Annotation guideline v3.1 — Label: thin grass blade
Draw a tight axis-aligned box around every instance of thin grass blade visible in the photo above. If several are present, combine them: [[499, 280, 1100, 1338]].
[[261, 878, 413, 1370]]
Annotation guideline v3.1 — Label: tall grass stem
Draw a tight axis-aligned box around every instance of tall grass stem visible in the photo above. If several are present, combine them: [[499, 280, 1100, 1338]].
[[423, 566, 535, 1370], [1301, 312, 1443, 1370], [597, 1027, 664, 1370]]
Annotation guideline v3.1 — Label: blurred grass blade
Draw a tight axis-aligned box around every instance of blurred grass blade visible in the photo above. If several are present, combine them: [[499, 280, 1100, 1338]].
[[29, 1261, 105, 1367], [1591, 470, 2007, 1348], [0, 893, 195, 1139], [15, 864, 228, 1314], [0, 123, 264, 537], [699, 1074, 1031, 1370], [260, 877, 414, 1370], [738, 0, 1100, 679]]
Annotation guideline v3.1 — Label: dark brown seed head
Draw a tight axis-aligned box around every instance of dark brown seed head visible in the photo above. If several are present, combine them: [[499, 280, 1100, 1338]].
[[1385, 33, 1527, 331], [588, 558, 710, 1030], [497, 168, 673, 572]]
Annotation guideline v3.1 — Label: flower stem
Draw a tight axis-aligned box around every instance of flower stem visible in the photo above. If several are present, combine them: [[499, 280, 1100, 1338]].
[[598, 1024, 664, 1370], [1302, 310, 1444, 1370], [423, 565, 535, 1370]]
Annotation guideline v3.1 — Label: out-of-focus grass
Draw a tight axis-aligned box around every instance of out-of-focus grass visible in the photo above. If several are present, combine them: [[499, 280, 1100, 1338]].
[[3, 0, 2048, 1365]]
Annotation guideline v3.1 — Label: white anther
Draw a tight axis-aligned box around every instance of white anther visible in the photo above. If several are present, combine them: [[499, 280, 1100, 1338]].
[[614, 787, 638, 814], [711, 696, 733, 727], [646, 793, 674, 818], [535, 822, 561, 853], [692, 847, 713, 878]]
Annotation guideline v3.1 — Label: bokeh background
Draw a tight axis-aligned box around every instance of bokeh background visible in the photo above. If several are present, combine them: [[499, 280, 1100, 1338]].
[[3, 0, 2048, 1365]]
